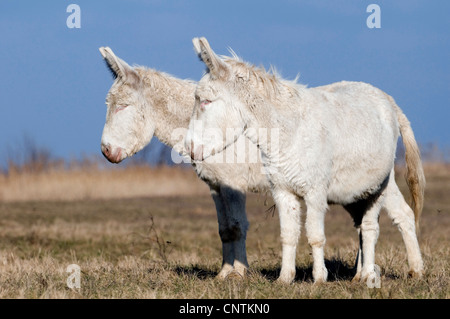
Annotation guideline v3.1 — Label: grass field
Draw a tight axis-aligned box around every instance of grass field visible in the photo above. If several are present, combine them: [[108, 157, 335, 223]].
[[0, 164, 448, 299]]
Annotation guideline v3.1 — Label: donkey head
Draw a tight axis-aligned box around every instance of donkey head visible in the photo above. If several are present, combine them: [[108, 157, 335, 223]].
[[99, 47, 155, 163], [185, 37, 248, 161]]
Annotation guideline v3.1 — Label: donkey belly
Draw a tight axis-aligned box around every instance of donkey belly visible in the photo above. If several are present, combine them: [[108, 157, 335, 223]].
[[320, 81, 398, 205], [327, 163, 392, 205], [326, 128, 396, 205]]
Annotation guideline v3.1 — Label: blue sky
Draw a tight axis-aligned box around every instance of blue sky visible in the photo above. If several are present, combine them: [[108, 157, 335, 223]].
[[0, 0, 449, 166]]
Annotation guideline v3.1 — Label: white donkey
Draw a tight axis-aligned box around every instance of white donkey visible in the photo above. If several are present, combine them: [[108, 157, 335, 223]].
[[99, 46, 266, 279], [185, 37, 425, 284]]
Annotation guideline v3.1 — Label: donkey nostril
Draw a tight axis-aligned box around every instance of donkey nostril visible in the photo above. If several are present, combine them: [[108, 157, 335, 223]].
[[102, 143, 111, 157]]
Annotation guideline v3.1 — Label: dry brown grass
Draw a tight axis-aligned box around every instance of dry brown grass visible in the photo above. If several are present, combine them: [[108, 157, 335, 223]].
[[1, 162, 447, 202], [0, 163, 448, 299], [0, 165, 210, 202]]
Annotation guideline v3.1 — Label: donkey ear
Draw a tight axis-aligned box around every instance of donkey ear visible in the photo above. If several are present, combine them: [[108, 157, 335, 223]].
[[192, 37, 229, 79], [99, 47, 136, 81]]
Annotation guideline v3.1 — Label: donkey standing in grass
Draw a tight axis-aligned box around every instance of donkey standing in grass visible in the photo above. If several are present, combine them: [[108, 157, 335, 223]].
[[185, 38, 425, 283], [98, 46, 424, 283], [99, 46, 265, 279]]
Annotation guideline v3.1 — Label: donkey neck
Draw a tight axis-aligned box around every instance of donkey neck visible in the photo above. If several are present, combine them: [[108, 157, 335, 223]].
[[136, 68, 196, 148], [241, 82, 305, 161]]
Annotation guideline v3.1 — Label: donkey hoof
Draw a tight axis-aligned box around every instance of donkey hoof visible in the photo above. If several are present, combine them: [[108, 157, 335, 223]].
[[313, 268, 328, 284], [226, 270, 244, 281], [276, 277, 293, 285], [216, 264, 235, 280], [352, 273, 361, 283], [277, 270, 295, 284], [408, 269, 423, 279], [233, 264, 248, 279]]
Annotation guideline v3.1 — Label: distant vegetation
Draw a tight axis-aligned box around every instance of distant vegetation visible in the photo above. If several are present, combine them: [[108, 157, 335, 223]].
[[0, 135, 448, 202], [2, 135, 178, 175], [2, 135, 449, 176], [0, 136, 206, 202]]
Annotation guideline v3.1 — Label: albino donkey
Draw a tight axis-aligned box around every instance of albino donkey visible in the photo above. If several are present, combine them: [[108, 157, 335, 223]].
[[185, 38, 425, 283], [99, 46, 266, 279]]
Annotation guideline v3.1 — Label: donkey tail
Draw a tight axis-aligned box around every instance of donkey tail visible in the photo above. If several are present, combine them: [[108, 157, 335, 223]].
[[393, 100, 426, 234]]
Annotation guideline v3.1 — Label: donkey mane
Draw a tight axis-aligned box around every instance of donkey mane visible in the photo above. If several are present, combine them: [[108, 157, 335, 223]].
[[222, 54, 305, 102], [135, 67, 196, 90]]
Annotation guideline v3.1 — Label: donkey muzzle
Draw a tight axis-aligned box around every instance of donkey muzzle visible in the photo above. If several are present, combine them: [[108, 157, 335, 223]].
[[101, 143, 124, 163]]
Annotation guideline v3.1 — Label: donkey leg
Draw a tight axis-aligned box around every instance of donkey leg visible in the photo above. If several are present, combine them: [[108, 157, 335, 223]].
[[272, 189, 301, 284], [220, 186, 249, 279], [210, 187, 235, 279], [304, 193, 328, 283], [359, 199, 382, 284], [343, 204, 364, 282], [383, 175, 424, 278], [352, 227, 363, 282]]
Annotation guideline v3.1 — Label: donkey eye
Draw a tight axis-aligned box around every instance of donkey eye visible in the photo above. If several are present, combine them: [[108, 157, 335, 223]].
[[200, 100, 211, 109], [115, 105, 128, 113]]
